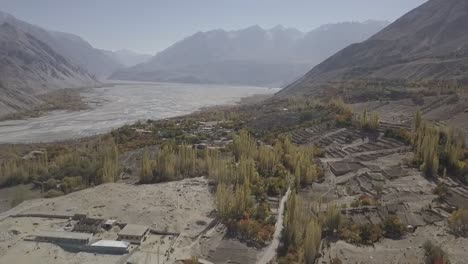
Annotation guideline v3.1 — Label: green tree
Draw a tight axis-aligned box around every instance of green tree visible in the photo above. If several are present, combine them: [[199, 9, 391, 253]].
[[140, 149, 153, 183], [231, 130, 257, 161], [304, 219, 322, 264]]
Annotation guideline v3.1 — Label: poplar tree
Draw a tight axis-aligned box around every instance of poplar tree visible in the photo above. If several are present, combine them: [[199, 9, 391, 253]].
[[304, 219, 322, 264], [140, 149, 153, 183], [231, 130, 257, 161]]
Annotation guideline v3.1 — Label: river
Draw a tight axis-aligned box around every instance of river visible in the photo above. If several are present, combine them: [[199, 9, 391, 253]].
[[0, 82, 278, 144]]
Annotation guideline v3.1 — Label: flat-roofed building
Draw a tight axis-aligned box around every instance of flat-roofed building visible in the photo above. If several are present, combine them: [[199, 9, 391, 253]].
[[34, 231, 92, 245], [117, 224, 149, 244], [91, 240, 130, 254]]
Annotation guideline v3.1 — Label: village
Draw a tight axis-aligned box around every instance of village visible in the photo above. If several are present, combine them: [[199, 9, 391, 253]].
[[0, 93, 467, 264]]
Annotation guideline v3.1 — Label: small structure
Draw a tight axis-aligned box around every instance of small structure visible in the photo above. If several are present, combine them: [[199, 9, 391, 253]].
[[194, 143, 208, 150], [103, 219, 117, 230], [329, 161, 364, 176], [34, 231, 92, 245], [73, 217, 104, 233], [22, 150, 46, 160], [118, 224, 149, 244], [91, 240, 130, 254]]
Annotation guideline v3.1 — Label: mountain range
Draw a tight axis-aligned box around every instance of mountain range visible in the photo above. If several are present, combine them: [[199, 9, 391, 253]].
[[0, 22, 97, 114], [111, 21, 389, 87], [278, 0, 468, 97], [4, 0, 465, 116], [0, 10, 151, 115]]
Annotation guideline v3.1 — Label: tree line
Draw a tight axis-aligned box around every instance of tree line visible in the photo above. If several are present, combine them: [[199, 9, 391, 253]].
[[137, 129, 322, 245], [0, 137, 121, 197]]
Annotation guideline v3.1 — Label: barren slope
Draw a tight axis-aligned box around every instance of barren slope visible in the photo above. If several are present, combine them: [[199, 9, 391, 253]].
[[279, 0, 468, 96], [0, 23, 98, 115]]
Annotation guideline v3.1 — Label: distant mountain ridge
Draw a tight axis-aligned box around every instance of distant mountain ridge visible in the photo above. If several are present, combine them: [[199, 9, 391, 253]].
[[0, 22, 98, 114], [0, 10, 123, 78], [278, 0, 468, 97], [111, 21, 389, 87], [0, 10, 153, 116]]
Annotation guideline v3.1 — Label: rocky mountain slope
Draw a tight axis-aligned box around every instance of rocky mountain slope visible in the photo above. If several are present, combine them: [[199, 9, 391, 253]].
[[278, 0, 468, 96], [0, 23, 97, 115], [111, 21, 388, 87], [0, 10, 122, 78]]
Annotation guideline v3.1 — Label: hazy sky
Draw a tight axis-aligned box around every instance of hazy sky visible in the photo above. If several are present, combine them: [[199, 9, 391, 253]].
[[0, 0, 427, 54]]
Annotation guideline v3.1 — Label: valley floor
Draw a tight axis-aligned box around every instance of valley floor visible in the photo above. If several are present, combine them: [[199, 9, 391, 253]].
[[0, 93, 467, 264]]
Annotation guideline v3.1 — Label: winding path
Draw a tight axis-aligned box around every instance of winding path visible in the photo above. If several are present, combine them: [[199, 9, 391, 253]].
[[257, 187, 291, 264]]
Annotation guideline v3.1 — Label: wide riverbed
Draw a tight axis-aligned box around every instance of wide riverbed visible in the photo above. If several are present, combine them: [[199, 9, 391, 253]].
[[0, 82, 278, 144]]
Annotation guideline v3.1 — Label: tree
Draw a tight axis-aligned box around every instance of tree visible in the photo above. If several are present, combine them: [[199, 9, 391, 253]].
[[257, 145, 279, 176], [415, 110, 422, 131], [101, 144, 120, 183], [414, 123, 440, 178], [304, 219, 322, 264], [231, 130, 257, 161], [215, 181, 252, 221], [359, 109, 380, 131], [153, 145, 177, 181], [140, 149, 153, 183], [283, 193, 312, 248], [323, 205, 342, 235], [177, 144, 197, 176]]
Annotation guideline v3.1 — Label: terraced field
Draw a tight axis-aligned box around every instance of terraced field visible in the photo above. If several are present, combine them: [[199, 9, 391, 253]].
[[291, 122, 410, 162], [291, 117, 468, 264], [352, 94, 468, 141]]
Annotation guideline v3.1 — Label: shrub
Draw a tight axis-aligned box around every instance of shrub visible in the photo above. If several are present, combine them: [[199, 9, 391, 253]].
[[237, 218, 274, 246], [383, 216, 406, 238], [423, 240, 451, 264], [359, 224, 383, 245], [350, 195, 377, 208], [323, 205, 342, 235], [339, 222, 382, 245], [61, 176, 83, 194], [45, 178, 58, 191], [328, 98, 352, 126], [265, 177, 288, 196], [44, 190, 64, 198], [449, 209, 468, 237], [339, 223, 361, 244], [433, 183, 449, 201], [384, 128, 413, 145]]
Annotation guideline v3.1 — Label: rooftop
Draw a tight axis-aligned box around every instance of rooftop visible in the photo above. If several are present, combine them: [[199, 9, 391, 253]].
[[118, 224, 149, 237], [35, 231, 93, 241], [104, 219, 117, 225], [91, 240, 130, 248]]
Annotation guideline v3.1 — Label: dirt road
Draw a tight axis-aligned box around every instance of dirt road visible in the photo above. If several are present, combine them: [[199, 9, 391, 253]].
[[257, 187, 291, 264]]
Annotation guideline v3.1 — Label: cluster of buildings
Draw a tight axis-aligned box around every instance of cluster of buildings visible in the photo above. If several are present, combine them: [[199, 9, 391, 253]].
[[27, 215, 150, 255]]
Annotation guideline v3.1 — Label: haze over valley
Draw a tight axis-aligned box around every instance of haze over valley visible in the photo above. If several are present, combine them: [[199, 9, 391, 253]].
[[1, 1, 468, 264], [0, 82, 277, 143], [111, 21, 389, 87]]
